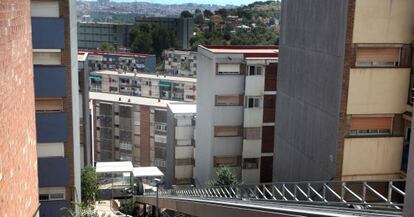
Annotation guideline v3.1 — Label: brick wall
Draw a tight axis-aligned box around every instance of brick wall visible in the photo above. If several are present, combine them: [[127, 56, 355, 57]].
[[335, 0, 356, 180], [0, 1, 40, 216]]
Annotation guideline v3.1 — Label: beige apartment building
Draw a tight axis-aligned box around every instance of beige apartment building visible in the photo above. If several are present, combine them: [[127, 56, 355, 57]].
[[274, 0, 414, 182]]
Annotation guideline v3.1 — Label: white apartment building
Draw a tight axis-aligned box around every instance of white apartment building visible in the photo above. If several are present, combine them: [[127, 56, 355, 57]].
[[165, 103, 197, 187], [195, 45, 278, 186]]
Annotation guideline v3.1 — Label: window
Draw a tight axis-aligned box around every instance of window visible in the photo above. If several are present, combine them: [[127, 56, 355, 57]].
[[244, 127, 261, 140], [35, 98, 63, 112], [39, 187, 65, 201], [355, 47, 400, 67], [214, 156, 241, 167], [217, 63, 240, 75], [243, 158, 259, 169], [155, 123, 167, 132], [215, 95, 243, 106], [349, 117, 393, 136], [214, 126, 242, 137], [248, 65, 263, 76], [246, 97, 261, 108]]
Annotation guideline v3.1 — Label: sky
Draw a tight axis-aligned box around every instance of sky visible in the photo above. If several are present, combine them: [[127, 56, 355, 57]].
[[101, 0, 268, 6]]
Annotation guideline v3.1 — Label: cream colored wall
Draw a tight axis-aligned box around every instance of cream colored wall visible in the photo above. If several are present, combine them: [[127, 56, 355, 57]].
[[342, 137, 404, 178], [347, 68, 410, 115], [353, 0, 414, 43]]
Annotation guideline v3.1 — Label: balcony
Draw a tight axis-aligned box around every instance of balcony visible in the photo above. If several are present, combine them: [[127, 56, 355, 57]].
[[36, 112, 68, 143], [32, 17, 64, 49], [34, 66, 66, 97], [38, 157, 69, 187]]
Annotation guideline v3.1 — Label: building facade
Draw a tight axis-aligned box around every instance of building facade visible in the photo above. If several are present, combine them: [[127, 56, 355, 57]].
[[164, 49, 197, 77], [0, 1, 39, 216], [274, 0, 414, 182], [80, 50, 156, 73], [195, 45, 278, 186], [165, 103, 197, 187], [90, 70, 197, 102], [135, 17, 194, 49], [31, 0, 82, 215], [91, 93, 173, 172], [78, 22, 133, 50]]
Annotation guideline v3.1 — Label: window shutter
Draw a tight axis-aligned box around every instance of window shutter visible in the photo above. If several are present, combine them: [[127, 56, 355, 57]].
[[350, 117, 393, 130], [356, 47, 400, 62]]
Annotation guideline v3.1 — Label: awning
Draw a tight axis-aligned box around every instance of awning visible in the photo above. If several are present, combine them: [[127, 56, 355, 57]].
[[90, 75, 102, 80], [95, 161, 133, 173], [133, 167, 164, 177]]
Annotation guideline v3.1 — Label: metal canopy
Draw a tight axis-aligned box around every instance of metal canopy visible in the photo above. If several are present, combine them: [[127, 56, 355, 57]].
[[133, 166, 164, 177], [95, 161, 133, 173]]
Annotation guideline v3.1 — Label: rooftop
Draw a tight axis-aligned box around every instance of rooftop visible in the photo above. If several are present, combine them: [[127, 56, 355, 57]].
[[167, 102, 197, 114], [91, 70, 197, 83], [79, 50, 155, 58], [201, 45, 278, 54], [89, 92, 175, 108]]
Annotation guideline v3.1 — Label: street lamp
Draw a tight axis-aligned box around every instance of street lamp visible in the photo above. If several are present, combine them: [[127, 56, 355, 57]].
[[153, 178, 162, 217]]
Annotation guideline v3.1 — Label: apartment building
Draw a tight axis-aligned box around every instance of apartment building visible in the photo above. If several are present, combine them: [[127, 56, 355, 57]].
[[195, 45, 278, 186], [91, 93, 178, 172], [0, 1, 39, 216], [274, 0, 414, 182], [79, 50, 156, 73], [90, 70, 197, 102], [77, 22, 133, 50], [165, 103, 197, 187], [164, 49, 197, 77], [31, 0, 81, 215]]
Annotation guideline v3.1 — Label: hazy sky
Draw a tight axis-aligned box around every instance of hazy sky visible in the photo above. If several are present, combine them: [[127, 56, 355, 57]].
[[105, 0, 268, 6]]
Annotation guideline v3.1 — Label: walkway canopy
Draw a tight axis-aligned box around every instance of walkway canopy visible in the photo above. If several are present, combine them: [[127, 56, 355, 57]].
[[96, 161, 133, 173]]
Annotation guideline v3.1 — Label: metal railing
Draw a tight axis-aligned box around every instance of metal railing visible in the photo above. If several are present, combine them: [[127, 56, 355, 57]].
[[147, 180, 406, 211]]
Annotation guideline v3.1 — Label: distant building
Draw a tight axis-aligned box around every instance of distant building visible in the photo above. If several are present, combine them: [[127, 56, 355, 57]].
[[0, 1, 39, 216], [79, 50, 156, 73], [164, 49, 197, 77], [195, 45, 278, 186], [90, 71, 196, 172], [78, 22, 133, 50], [135, 17, 194, 49], [89, 70, 197, 102], [274, 0, 414, 182], [165, 103, 197, 187], [91, 93, 169, 171], [32, 0, 82, 215]]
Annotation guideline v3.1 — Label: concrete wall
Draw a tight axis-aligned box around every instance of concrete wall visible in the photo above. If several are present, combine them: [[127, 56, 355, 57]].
[[274, 0, 349, 181], [353, 0, 414, 44], [0, 1, 40, 216], [347, 68, 410, 114], [342, 137, 404, 180]]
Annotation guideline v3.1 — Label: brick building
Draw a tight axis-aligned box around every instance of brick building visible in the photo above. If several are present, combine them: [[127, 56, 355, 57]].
[[0, 1, 39, 216]]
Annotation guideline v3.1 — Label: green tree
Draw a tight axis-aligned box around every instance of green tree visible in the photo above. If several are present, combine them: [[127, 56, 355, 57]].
[[81, 167, 98, 207], [203, 9, 213, 18], [207, 166, 239, 187], [131, 32, 153, 53], [215, 8, 228, 18], [63, 203, 99, 217], [180, 10, 193, 18], [100, 42, 114, 51]]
